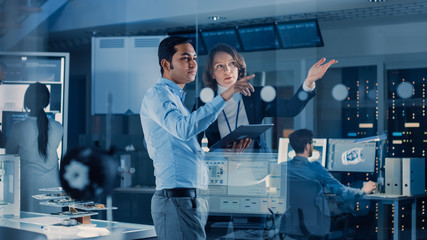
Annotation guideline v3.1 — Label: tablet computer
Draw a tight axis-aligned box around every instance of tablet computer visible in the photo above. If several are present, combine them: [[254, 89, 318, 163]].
[[209, 124, 274, 150]]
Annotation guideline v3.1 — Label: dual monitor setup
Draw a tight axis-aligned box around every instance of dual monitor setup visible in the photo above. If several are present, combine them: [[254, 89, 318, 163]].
[[278, 137, 377, 173]]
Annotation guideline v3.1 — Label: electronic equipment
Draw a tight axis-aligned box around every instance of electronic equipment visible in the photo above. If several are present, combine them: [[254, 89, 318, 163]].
[[276, 19, 323, 49], [387, 68, 427, 158], [0, 154, 20, 217], [118, 154, 135, 188], [327, 139, 376, 173], [237, 24, 280, 52], [0, 111, 57, 153], [200, 28, 242, 51], [278, 138, 327, 167], [200, 152, 285, 215], [1, 111, 56, 148], [1, 111, 28, 138]]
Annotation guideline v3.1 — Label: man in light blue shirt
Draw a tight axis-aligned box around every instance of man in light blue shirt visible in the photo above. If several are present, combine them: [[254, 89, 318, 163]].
[[140, 36, 255, 240]]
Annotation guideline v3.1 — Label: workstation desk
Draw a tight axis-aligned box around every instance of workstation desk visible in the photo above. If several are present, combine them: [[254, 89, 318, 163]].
[[0, 211, 156, 239], [365, 193, 427, 240]]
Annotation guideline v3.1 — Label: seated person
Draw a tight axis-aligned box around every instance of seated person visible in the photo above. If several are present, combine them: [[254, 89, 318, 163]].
[[282, 129, 376, 212], [280, 129, 376, 238]]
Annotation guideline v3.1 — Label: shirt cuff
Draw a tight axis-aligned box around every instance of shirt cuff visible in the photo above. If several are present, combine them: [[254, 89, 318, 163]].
[[303, 81, 315, 92], [210, 95, 226, 111]]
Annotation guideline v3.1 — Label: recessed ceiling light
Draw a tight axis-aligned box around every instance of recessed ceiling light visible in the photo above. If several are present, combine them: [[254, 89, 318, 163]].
[[208, 16, 226, 22], [369, 0, 386, 2]]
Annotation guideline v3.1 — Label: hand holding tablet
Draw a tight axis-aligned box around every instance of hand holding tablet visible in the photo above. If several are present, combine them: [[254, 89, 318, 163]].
[[209, 124, 274, 151]]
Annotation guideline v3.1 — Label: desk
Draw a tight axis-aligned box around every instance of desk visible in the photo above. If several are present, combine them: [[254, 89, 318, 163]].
[[365, 194, 426, 240], [0, 211, 156, 239]]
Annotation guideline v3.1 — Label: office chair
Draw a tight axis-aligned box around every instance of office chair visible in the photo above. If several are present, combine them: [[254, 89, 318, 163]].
[[280, 179, 331, 240], [0, 226, 47, 240]]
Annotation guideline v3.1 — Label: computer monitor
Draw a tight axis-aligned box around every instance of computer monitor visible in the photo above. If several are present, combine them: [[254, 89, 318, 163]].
[[327, 138, 376, 173], [201, 152, 285, 215], [1, 111, 56, 148], [237, 24, 280, 52], [1, 111, 28, 138], [278, 138, 327, 167], [200, 28, 242, 52], [276, 19, 324, 49]]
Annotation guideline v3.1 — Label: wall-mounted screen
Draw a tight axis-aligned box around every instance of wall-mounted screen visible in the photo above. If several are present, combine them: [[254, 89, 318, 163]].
[[0, 55, 64, 83], [237, 24, 280, 52], [200, 28, 242, 52], [327, 139, 376, 173], [276, 19, 324, 49], [169, 31, 207, 55]]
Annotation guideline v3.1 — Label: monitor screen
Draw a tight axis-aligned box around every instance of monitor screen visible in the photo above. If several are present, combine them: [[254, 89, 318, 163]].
[[200, 152, 285, 215], [168, 32, 207, 55], [237, 24, 280, 51], [1, 111, 28, 138], [276, 19, 324, 49], [1, 111, 56, 147], [327, 139, 376, 173], [278, 138, 327, 167], [0, 55, 64, 83], [201, 28, 242, 52]]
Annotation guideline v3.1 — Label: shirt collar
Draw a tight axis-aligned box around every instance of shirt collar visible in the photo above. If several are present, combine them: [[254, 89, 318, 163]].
[[159, 77, 186, 102], [217, 84, 228, 94], [293, 155, 309, 163]]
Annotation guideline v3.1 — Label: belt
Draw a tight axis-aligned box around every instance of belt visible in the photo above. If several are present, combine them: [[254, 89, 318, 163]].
[[156, 188, 197, 198]]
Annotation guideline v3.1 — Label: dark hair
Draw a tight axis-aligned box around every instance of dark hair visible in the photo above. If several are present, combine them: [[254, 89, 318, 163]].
[[289, 129, 314, 154], [158, 36, 192, 75], [24, 82, 50, 159], [203, 44, 246, 91]]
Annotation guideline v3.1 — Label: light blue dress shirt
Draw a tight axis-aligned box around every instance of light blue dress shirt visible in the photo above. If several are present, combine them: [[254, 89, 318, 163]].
[[140, 78, 226, 190]]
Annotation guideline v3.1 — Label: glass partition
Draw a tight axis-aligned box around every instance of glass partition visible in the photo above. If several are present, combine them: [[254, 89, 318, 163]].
[[2, 1, 427, 239]]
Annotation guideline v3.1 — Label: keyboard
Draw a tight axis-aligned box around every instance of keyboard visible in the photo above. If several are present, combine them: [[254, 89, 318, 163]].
[[368, 193, 404, 198], [210, 222, 264, 229]]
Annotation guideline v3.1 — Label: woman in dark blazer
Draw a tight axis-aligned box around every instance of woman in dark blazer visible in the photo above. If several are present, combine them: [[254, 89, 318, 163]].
[[194, 44, 337, 151]]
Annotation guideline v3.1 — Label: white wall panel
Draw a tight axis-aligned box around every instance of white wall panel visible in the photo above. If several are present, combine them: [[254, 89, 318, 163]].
[[91, 36, 165, 114]]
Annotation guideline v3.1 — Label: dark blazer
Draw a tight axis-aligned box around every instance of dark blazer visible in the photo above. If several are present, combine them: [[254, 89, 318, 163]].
[[193, 84, 316, 150]]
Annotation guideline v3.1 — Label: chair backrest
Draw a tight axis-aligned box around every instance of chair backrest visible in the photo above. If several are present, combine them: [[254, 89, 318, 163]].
[[0, 226, 47, 240], [280, 178, 331, 238]]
